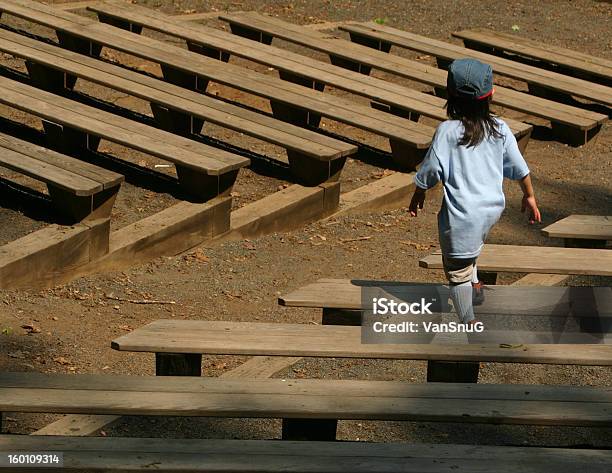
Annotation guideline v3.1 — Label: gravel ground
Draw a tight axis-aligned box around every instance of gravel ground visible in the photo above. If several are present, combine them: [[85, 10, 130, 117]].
[[0, 0, 611, 449]]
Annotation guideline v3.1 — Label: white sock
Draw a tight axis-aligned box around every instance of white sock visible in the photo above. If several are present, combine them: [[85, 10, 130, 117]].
[[471, 264, 479, 284], [450, 281, 475, 323]]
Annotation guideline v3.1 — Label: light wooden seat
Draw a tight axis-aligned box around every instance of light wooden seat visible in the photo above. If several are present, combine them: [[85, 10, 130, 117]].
[[86, 1, 532, 153], [1, 372, 610, 439], [453, 28, 612, 87], [3, 435, 610, 472], [111, 319, 612, 367], [0, 132, 123, 222], [339, 22, 612, 109], [0, 75, 249, 202], [0, 0, 443, 170], [218, 12, 608, 146], [0, 28, 356, 186], [542, 215, 611, 249], [419, 244, 612, 281]]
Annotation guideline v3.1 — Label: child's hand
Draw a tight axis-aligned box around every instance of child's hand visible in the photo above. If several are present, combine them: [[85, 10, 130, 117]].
[[409, 188, 426, 217], [521, 195, 541, 224]]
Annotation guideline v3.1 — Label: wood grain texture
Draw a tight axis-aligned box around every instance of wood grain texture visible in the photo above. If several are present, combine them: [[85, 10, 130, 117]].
[[419, 244, 612, 276], [542, 215, 611, 241], [218, 12, 607, 130], [1, 435, 611, 472], [111, 320, 612, 365], [340, 22, 612, 107], [1, 373, 610, 426]]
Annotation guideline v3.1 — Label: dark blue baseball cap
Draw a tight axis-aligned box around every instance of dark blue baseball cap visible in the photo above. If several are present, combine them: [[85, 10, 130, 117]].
[[447, 58, 495, 100]]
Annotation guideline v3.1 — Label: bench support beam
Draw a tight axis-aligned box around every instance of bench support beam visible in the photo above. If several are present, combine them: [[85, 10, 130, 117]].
[[57, 31, 102, 58], [370, 101, 420, 122], [47, 184, 121, 224], [281, 418, 338, 441], [161, 65, 208, 93], [96, 13, 144, 34], [551, 122, 601, 147], [187, 42, 230, 63], [287, 153, 345, 186], [229, 23, 272, 45], [321, 308, 361, 326], [389, 140, 427, 171], [150, 103, 204, 136], [564, 238, 607, 249], [338, 32, 392, 75], [42, 121, 101, 156], [25, 61, 76, 92], [155, 353, 202, 376], [270, 101, 320, 128], [426, 361, 480, 383], [175, 167, 239, 202]]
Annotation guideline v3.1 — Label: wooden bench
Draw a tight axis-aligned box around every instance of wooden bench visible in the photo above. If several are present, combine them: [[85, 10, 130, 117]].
[[0, 132, 122, 222], [419, 244, 612, 284], [3, 435, 610, 472], [453, 28, 612, 87], [85, 1, 532, 153], [0, 0, 439, 170], [218, 12, 608, 146], [542, 215, 611, 249], [1, 372, 611, 443], [0, 28, 356, 186], [0, 75, 249, 202], [339, 22, 612, 109]]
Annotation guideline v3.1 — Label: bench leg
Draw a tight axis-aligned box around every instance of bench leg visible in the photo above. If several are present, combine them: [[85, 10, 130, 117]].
[[187, 42, 230, 62], [25, 61, 74, 92], [528, 83, 573, 104], [321, 308, 361, 326], [55, 31, 102, 89], [461, 40, 495, 55], [516, 128, 532, 154], [42, 121, 101, 156], [229, 24, 272, 45], [161, 65, 208, 93], [281, 418, 338, 441], [150, 103, 205, 136], [343, 32, 392, 75], [47, 183, 120, 224], [277, 70, 325, 127], [270, 101, 317, 128], [329, 54, 371, 75], [478, 271, 497, 285], [370, 102, 420, 122], [564, 238, 607, 249], [551, 122, 601, 147], [435, 57, 453, 70], [156, 353, 202, 376], [427, 361, 480, 383], [287, 152, 345, 186], [96, 13, 144, 34], [389, 139, 427, 171], [175, 167, 239, 202]]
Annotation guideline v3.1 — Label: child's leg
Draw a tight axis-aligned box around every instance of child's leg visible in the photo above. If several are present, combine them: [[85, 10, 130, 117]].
[[443, 257, 477, 324]]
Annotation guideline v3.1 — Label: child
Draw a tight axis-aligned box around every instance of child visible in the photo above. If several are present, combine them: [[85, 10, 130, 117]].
[[408, 58, 541, 324]]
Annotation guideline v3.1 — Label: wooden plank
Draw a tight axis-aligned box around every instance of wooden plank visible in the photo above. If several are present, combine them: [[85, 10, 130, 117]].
[[0, 131, 122, 189], [453, 29, 612, 84], [2, 375, 610, 426], [419, 244, 612, 276], [86, 1, 531, 141], [2, 436, 611, 473], [0, 0, 437, 149], [278, 279, 612, 315], [218, 12, 607, 130], [542, 215, 611, 241], [0, 76, 248, 174], [111, 320, 612, 365], [0, 28, 355, 160], [340, 23, 612, 107]]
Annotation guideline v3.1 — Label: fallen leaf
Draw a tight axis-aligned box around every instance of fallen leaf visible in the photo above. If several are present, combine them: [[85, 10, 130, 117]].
[[21, 324, 41, 334]]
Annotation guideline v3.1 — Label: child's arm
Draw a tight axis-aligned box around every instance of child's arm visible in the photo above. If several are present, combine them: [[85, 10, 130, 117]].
[[518, 174, 541, 224]]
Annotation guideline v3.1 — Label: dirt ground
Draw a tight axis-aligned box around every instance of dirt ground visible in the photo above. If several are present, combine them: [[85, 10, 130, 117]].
[[0, 0, 611, 447]]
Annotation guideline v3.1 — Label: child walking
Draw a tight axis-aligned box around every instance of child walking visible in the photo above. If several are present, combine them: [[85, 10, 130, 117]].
[[409, 58, 541, 324]]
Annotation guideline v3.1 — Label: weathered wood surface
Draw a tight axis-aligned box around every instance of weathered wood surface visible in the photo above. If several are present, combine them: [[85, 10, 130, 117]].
[[419, 244, 612, 276], [111, 320, 612, 365], [453, 28, 612, 86], [340, 22, 612, 107], [2, 435, 611, 472], [86, 1, 531, 144], [2, 372, 611, 426], [542, 215, 611, 241], [218, 12, 607, 138]]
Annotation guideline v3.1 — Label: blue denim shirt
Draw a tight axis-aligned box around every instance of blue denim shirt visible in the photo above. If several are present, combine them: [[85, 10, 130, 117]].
[[415, 118, 529, 258]]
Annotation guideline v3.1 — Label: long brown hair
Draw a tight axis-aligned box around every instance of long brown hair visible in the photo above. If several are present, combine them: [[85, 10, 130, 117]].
[[445, 95, 502, 148]]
